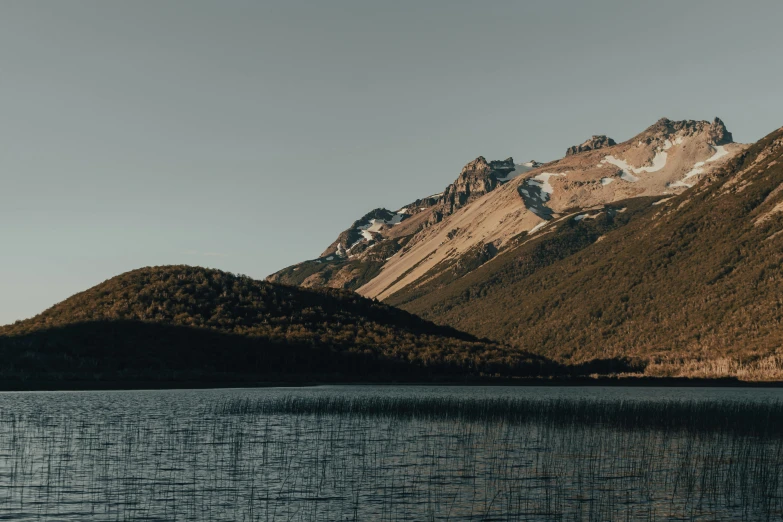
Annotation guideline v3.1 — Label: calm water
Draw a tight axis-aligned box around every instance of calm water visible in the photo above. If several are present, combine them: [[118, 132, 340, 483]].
[[0, 385, 781, 521]]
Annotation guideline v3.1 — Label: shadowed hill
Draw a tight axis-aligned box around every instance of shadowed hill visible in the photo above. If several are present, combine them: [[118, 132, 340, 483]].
[[388, 126, 783, 379], [0, 266, 558, 385]]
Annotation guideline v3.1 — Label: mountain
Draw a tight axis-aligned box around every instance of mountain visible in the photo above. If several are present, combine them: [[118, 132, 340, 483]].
[[387, 124, 783, 380], [0, 265, 556, 385], [356, 117, 742, 301], [267, 156, 534, 291], [267, 117, 783, 379], [271, 117, 743, 301]]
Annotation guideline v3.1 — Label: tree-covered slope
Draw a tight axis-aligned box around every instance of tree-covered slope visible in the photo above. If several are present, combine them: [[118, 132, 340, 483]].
[[0, 265, 555, 384]]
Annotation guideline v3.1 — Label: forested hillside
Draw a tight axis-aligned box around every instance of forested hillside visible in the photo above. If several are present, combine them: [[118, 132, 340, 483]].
[[0, 265, 556, 385]]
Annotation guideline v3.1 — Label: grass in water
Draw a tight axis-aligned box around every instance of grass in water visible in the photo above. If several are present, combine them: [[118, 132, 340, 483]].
[[0, 394, 780, 520], [215, 395, 783, 436]]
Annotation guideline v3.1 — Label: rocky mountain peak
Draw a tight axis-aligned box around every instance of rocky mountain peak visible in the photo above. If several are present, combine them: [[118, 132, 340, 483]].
[[642, 117, 733, 145], [708, 117, 733, 145], [566, 135, 616, 156], [438, 156, 519, 218], [460, 156, 491, 177]]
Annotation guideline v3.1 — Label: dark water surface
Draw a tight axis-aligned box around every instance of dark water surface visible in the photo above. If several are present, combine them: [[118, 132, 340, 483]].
[[1, 385, 781, 521]]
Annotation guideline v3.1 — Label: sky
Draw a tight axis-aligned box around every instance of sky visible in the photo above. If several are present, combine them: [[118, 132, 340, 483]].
[[2, 0, 783, 325]]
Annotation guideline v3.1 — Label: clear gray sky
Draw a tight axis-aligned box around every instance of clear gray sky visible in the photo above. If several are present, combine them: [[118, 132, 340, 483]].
[[2, 0, 782, 325]]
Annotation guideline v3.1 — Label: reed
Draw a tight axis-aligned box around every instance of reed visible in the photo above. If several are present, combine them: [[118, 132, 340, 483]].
[[0, 392, 781, 520], [213, 395, 783, 437]]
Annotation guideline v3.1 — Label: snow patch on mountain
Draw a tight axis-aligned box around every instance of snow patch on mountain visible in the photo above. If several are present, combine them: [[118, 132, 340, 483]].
[[602, 151, 666, 181], [519, 172, 567, 220], [387, 213, 405, 225], [709, 145, 729, 162], [346, 211, 409, 251], [600, 140, 675, 183], [496, 164, 533, 183], [669, 145, 731, 189], [531, 172, 564, 194], [529, 221, 549, 234], [620, 171, 640, 182]]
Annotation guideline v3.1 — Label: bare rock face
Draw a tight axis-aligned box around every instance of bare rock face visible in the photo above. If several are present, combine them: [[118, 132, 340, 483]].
[[441, 156, 514, 215], [489, 157, 516, 175], [708, 117, 733, 145], [642, 117, 733, 145], [566, 135, 616, 156]]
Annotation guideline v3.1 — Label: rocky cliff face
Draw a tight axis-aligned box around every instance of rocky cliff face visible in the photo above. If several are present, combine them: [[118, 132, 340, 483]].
[[566, 135, 616, 156], [441, 157, 508, 215], [640, 117, 733, 145]]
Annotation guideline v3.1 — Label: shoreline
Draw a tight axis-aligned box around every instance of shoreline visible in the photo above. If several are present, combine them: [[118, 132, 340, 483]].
[[2, 376, 783, 392]]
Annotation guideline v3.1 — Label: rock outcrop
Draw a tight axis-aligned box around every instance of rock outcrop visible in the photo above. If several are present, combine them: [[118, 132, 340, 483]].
[[441, 157, 501, 215], [439, 156, 524, 216], [640, 117, 733, 145], [708, 117, 733, 145], [488, 157, 516, 174], [566, 135, 616, 156]]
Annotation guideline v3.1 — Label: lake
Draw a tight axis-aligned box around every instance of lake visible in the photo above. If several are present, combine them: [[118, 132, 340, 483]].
[[1, 385, 781, 521]]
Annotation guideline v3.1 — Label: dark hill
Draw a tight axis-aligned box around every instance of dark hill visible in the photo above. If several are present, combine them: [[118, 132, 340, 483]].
[[0, 266, 556, 385], [388, 126, 783, 380]]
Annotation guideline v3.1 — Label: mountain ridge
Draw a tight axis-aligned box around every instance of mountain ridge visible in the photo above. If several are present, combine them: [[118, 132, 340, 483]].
[[269, 116, 744, 301], [354, 116, 744, 301]]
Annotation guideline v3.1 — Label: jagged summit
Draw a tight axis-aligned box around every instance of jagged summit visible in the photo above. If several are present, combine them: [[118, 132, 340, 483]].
[[639, 117, 733, 145], [441, 156, 517, 215], [566, 135, 616, 156]]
